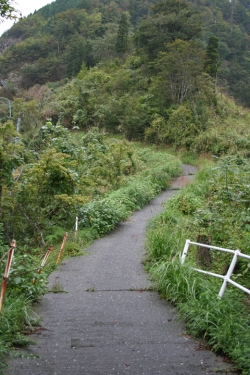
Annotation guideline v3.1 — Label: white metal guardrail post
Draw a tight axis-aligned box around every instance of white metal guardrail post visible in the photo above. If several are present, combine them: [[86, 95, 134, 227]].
[[181, 240, 190, 264], [181, 239, 190, 264], [218, 250, 240, 298], [181, 241, 250, 298]]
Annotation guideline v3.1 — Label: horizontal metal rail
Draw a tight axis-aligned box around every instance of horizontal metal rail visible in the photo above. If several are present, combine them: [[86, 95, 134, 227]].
[[181, 239, 250, 298]]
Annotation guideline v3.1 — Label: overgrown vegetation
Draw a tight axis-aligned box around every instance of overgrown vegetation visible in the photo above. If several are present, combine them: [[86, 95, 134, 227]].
[[0, 124, 181, 371], [0, 0, 250, 372], [0, 0, 249, 169], [0, 121, 181, 245], [145, 157, 250, 374]]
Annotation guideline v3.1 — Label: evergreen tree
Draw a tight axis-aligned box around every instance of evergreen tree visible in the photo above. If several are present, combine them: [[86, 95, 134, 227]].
[[204, 36, 219, 79], [133, 0, 201, 61], [115, 13, 129, 54]]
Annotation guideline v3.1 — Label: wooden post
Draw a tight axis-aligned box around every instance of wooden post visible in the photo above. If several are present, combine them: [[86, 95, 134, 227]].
[[0, 240, 16, 311], [33, 245, 53, 283], [56, 233, 68, 265]]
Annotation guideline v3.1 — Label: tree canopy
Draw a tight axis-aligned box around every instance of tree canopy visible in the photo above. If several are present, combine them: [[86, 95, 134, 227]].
[[134, 0, 201, 60], [0, 0, 250, 106], [0, 0, 19, 21]]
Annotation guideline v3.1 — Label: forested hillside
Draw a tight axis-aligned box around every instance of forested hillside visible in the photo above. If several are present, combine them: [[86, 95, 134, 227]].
[[0, 0, 250, 105], [0, 1, 250, 373], [0, 0, 249, 156], [0, 0, 156, 83]]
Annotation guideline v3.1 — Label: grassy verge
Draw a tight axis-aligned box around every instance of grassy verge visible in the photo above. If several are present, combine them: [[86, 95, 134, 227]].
[[145, 157, 250, 375], [0, 146, 182, 373]]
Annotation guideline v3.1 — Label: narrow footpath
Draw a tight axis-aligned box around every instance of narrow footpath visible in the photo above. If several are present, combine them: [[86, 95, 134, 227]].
[[7, 165, 235, 375]]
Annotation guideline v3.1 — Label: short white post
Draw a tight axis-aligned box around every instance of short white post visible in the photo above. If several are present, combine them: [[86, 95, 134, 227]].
[[75, 216, 78, 238], [218, 250, 240, 298], [181, 239, 190, 264]]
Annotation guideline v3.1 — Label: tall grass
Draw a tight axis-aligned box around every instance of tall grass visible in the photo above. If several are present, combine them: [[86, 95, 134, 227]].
[[150, 258, 250, 374], [145, 160, 250, 374], [0, 296, 36, 374]]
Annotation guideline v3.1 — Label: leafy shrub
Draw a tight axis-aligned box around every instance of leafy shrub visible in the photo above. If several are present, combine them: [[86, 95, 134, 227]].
[[29, 121, 75, 155], [78, 152, 182, 236], [165, 105, 202, 149], [144, 114, 168, 145], [79, 198, 129, 236], [78, 177, 159, 236], [194, 124, 250, 157], [45, 226, 66, 244], [150, 166, 171, 191], [7, 253, 47, 301], [168, 192, 203, 215]]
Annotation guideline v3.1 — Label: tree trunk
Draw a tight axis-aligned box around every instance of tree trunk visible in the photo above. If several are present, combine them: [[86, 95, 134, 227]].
[[196, 234, 212, 269]]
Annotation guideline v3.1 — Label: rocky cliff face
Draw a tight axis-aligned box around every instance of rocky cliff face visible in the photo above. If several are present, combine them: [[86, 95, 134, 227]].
[[0, 36, 20, 55]]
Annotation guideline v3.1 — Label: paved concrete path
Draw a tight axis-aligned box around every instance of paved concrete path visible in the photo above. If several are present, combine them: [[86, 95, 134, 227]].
[[6, 165, 235, 375]]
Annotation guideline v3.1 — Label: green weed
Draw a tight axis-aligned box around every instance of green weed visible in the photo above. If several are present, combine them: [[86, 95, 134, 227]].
[[0, 296, 36, 373], [50, 282, 65, 293]]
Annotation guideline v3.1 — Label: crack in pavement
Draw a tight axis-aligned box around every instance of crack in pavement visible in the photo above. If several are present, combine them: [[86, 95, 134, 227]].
[[85, 289, 153, 292]]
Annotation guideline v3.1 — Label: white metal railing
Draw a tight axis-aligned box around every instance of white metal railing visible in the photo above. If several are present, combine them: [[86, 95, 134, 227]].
[[181, 239, 250, 298]]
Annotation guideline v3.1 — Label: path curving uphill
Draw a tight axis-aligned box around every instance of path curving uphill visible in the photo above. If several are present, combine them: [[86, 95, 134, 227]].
[[7, 165, 235, 375]]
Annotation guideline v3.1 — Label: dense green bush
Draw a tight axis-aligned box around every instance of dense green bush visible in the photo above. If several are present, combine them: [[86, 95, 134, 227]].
[[79, 156, 182, 236], [78, 198, 129, 235], [7, 253, 47, 300], [194, 126, 250, 157]]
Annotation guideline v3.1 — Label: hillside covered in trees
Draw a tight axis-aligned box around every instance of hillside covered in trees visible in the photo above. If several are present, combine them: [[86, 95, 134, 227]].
[[0, 0, 249, 154], [0, 1, 250, 374], [0, 0, 250, 105]]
